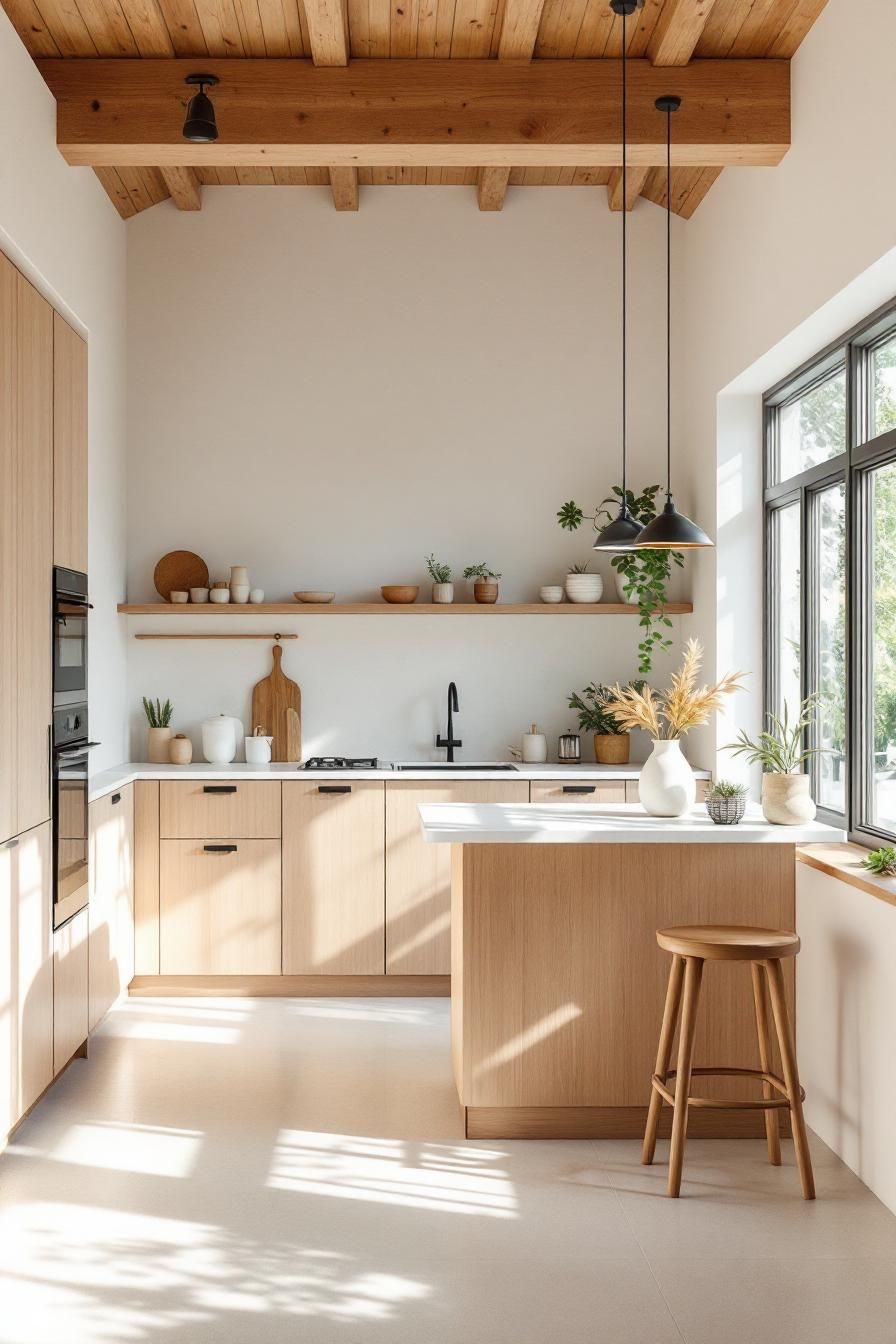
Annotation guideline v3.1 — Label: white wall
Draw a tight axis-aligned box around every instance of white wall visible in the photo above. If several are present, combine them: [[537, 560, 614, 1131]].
[[0, 9, 127, 771], [126, 188, 690, 760]]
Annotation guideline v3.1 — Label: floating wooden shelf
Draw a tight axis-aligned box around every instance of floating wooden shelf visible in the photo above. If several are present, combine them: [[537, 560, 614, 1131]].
[[118, 601, 693, 617]]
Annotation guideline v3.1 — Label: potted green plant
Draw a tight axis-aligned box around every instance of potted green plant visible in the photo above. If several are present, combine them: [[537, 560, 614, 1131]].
[[143, 696, 173, 764], [567, 681, 632, 764], [704, 779, 749, 826], [564, 562, 604, 604], [558, 485, 683, 674], [463, 564, 502, 604], [426, 554, 454, 604], [725, 696, 824, 825], [861, 846, 896, 877]]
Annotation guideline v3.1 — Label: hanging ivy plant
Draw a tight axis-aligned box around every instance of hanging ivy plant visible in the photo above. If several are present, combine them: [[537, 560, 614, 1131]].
[[557, 485, 684, 675]]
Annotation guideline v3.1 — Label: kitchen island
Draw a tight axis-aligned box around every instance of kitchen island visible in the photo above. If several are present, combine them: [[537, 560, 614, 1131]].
[[421, 802, 845, 1139]]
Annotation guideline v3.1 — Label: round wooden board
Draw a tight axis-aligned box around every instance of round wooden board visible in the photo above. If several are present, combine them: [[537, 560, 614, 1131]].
[[153, 550, 210, 601]]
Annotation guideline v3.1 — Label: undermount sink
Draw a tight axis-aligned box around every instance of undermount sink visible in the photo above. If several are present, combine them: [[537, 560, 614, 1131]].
[[393, 762, 519, 772]]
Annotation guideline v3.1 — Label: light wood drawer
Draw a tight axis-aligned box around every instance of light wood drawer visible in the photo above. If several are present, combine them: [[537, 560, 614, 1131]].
[[159, 839, 281, 975], [529, 780, 626, 804], [160, 780, 281, 839]]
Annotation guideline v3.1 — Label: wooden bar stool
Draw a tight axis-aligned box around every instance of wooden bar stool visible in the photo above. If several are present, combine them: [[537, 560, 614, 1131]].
[[641, 925, 814, 1201]]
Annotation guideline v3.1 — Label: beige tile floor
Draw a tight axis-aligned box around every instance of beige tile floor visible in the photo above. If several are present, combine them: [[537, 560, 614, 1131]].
[[1, 996, 895, 1343]]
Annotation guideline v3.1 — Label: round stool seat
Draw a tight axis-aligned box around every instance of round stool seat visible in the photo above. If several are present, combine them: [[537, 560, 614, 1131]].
[[656, 925, 799, 962]]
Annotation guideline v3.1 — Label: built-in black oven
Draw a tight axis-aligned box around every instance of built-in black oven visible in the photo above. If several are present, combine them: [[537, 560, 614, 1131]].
[[53, 566, 91, 708], [52, 703, 100, 930]]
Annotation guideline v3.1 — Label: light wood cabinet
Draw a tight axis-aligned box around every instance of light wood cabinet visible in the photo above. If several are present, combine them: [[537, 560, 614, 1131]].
[[134, 780, 160, 975], [159, 840, 281, 975], [282, 782, 385, 975], [160, 780, 281, 839], [385, 780, 529, 975], [0, 258, 16, 846], [15, 823, 54, 1120], [53, 312, 88, 572], [88, 785, 134, 1032], [529, 780, 626, 804], [53, 907, 89, 1075]]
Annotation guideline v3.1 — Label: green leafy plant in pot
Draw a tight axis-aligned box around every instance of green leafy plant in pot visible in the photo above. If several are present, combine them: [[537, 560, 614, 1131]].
[[426, 554, 454, 604], [557, 485, 684, 675], [705, 779, 749, 826], [143, 696, 173, 764], [568, 681, 640, 764], [463, 564, 502, 605], [862, 846, 896, 877], [725, 696, 824, 825]]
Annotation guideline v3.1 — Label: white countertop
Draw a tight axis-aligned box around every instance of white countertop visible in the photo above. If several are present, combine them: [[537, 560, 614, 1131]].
[[87, 760, 710, 804], [418, 801, 847, 845]]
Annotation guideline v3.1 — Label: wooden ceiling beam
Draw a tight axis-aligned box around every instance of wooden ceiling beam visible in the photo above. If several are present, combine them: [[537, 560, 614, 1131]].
[[647, 0, 719, 66], [160, 165, 202, 209], [328, 165, 358, 209], [607, 165, 649, 210], [38, 58, 791, 169], [300, 0, 349, 65], [477, 167, 511, 211]]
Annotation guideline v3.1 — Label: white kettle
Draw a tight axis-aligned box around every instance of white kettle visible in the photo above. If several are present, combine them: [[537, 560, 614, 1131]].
[[202, 714, 244, 764]]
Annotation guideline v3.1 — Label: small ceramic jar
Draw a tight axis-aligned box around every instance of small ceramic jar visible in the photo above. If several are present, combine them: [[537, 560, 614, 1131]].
[[249, 589, 265, 604], [169, 733, 193, 765], [190, 587, 210, 603], [209, 588, 230, 603], [231, 585, 250, 604], [170, 590, 189, 604]]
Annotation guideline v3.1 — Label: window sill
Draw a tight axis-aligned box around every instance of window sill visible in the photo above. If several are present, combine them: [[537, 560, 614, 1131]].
[[797, 843, 896, 908]]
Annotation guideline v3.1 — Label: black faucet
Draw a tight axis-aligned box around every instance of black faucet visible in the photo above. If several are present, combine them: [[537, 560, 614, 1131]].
[[436, 681, 462, 762]]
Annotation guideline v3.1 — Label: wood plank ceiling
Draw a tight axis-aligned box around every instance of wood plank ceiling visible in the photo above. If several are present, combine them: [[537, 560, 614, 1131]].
[[3, 0, 829, 219]]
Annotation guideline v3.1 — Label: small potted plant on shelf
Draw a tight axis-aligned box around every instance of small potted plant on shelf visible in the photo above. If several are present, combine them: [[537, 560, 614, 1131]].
[[463, 564, 502, 604], [725, 696, 824, 825], [861, 846, 896, 877], [426, 554, 454, 604], [704, 779, 749, 826], [143, 697, 173, 764], [567, 681, 633, 764], [564, 562, 604, 605]]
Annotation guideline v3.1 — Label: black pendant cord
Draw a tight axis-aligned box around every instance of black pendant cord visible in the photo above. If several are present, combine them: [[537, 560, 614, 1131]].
[[665, 97, 671, 500], [621, 4, 628, 505]]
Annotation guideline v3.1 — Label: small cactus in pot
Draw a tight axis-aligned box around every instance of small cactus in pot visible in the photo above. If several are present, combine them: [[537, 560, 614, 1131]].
[[705, 779, 748, 826]]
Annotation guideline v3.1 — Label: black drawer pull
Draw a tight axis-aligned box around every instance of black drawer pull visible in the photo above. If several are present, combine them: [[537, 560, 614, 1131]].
[[203, 844, 238, 853], [319, 785, 352, 795], [562, 785, 596, 794], [5, 836, 19, 850], [111, 792, 121, 804], [203, 785, 237, 794]]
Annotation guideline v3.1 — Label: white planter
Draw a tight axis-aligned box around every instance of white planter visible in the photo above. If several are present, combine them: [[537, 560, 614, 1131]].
[[761, 773, 816, 825], [639, 739, 696, 817], [615, 570, 639, 605], [565, 573, 604, 604], [432, 582, 454, 604]]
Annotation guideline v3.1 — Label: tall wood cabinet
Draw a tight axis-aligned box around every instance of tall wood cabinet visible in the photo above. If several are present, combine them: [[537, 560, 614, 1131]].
[[53, 312, 88, 572]]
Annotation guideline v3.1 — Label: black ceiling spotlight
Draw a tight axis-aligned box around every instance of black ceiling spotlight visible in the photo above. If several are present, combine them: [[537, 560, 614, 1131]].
[[593, 0, 647, 554], [636, 94, 714, 550], [183, 74, 220, 143]]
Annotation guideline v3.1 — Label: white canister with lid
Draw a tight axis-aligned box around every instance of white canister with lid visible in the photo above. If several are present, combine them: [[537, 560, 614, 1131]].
[[201, 714, 243, 764], [522, 723, 548, 763], [245, 732, 274, 765]]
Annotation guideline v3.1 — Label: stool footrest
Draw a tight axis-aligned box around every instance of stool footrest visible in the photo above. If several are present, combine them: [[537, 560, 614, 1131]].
[[651, 1066, 805, 1112]]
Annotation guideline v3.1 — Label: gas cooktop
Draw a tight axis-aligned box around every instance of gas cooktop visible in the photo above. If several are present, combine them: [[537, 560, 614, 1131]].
[[301, 756, 388, 770]]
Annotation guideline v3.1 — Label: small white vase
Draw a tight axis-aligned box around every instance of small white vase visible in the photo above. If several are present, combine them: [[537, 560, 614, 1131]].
[[432, 582, 454, 604], [565, 573, 604, 604], [615, 570, 639, 605], [639, 739, 696, 817], [761, 773, 816, 825], [231, 585, 250, 604]]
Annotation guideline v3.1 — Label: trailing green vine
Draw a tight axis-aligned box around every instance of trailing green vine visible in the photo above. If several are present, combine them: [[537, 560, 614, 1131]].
[[557, 484, 684, 675]]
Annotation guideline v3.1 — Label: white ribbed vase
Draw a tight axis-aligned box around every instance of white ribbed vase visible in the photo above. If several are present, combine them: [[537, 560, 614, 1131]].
[[638, 739, 696, 818]]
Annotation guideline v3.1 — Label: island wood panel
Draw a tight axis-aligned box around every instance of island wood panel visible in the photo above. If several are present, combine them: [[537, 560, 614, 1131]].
[[455, 842, 795, 1123], [0, 257, 15, 843], [53, 906, 89, 1074], [88, 784, 134, 1031], [159, 780, 281, 839], [282, 781, 385, 974], [53, 312, 87, 573], [133, 780, 160, 974], [159, 840, 281, 974], [385, 780, 529, 975]]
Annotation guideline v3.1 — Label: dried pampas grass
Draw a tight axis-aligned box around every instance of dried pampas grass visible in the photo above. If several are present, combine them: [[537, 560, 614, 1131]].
[[606, 639, 746, 741]]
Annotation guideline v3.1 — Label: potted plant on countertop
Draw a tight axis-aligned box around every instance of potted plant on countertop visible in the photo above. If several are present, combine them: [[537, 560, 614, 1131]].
[[143, 697, 174, 764], [564, 561, 604, 605], [605, 640, 746, 817], [704, 779, 749, 826], [725, 696, 825, 825], [557, 485, 684, 674], [568, 681, 635, 765], [426, 554, 454, 604], [463, 564, 502, 605]]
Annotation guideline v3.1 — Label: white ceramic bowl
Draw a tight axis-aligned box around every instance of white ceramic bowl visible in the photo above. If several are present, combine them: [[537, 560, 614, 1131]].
[[170, 590, 189, 604], [539, 586, 564, 604], [190, 587, 209, 603], [209, 588, 231, 604]]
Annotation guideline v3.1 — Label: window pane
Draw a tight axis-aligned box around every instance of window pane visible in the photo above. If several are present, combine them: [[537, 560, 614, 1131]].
[[812, 482, 846, 812], [871, 335, 896, 439], [776, 368, 846, 482], [868, 461, 896, 834], [772, 502, 801, 722]]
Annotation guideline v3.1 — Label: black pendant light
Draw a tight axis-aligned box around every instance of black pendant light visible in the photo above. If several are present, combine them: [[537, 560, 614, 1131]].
[[183, 74, 220, 143], [593, 0, 645, 552], [636, 95, 713, 549]]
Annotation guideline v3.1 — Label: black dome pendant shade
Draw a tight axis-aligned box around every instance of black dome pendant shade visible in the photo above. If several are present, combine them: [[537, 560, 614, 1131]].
[[594, 0, 646, 553], [636, 94, 713, 550], [183, 74, 219, 143]]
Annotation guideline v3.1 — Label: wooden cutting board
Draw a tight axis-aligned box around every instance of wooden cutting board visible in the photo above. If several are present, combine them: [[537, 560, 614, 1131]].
[[251, 644, 301, 762], [154, 550, 209, 600]]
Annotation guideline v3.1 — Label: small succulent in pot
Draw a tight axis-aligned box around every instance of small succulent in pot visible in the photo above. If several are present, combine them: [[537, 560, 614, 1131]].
[[564, 561, 603, 605], [426, 554, 454, 604], [463, 564, 502, 605], [705, 779, 749, 826], [143, 696, 174, 764], [861, 846, 896, 877]]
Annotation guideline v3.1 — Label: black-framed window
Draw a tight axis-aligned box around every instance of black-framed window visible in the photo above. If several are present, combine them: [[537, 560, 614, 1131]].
[[764, 297, 896, 844]]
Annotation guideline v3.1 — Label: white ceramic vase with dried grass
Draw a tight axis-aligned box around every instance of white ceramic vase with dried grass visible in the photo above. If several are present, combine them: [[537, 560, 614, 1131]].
[[639, 739, 696, 817]]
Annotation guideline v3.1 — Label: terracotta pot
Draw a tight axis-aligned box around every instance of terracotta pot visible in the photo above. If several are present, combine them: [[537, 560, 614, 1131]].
[[761, 773, 816, 825], [594, 733, 630, 765], [473, 580, 499, 605], [169, 733, 193, 765], [147, 726, 172, 764]]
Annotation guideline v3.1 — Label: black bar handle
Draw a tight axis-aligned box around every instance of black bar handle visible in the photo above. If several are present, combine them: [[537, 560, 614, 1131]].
[[5, 836, 19, 850], [203, 844, 238, 853], [203, 785, 238, 794], [111, 792, 121, 805], [319, 785, 352, 794], [562, 785, 596, 794]]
